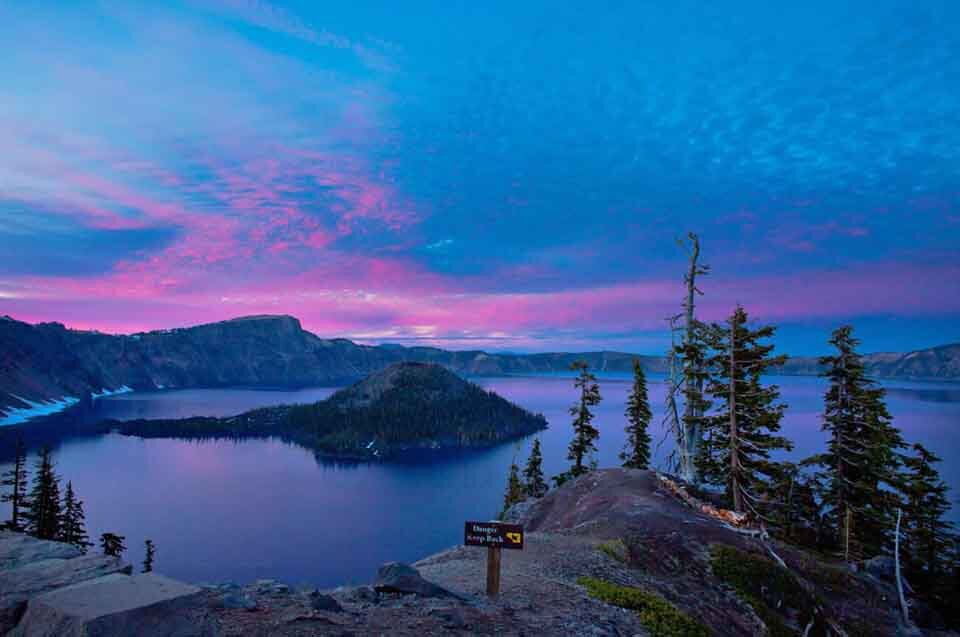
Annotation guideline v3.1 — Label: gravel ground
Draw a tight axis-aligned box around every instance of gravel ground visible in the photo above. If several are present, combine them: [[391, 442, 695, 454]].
[[210, 533, 649, 636]]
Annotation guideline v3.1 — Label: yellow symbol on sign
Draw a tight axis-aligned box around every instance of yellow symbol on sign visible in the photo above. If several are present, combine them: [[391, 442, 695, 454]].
[[506, 532, 522, 544]]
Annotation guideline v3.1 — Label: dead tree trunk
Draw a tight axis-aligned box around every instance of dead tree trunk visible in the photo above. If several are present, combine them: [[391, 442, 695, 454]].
[[662, 314, 684, 473], [895, 508, 911, 626], [680, 232, 708, 483], [844, 506, 852, 563]]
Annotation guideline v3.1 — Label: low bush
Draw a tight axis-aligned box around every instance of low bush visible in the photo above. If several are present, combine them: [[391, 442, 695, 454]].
[[577, 576, 709, 637]]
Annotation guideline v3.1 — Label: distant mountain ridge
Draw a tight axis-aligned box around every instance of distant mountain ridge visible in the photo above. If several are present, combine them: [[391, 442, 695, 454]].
[[1, 314, 957, 418]]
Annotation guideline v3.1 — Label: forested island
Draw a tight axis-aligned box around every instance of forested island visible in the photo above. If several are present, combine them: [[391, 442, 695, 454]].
[[105, 362, 547, 459]]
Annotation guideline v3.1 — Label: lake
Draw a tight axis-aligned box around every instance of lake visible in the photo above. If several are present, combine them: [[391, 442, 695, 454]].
[[1, 374, 957, 588]]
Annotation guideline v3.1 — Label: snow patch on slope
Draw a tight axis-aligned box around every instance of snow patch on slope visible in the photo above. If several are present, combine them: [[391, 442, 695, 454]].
[[0, 395, 80, 426], [91, 385, 133, 399]]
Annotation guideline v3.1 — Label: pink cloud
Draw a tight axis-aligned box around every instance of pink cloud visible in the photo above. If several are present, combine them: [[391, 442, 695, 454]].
[[12, 258, 953, 351]]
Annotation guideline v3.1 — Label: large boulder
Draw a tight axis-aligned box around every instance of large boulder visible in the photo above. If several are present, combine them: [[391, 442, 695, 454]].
[[307, 591, 342, 613], [373, 562, 454, 598], [8, 572, 217, 636], [220, 590, 257, 611], [0, 553, 129, 632]]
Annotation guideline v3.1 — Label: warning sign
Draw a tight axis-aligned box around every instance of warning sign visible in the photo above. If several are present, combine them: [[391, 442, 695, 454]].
[[464, 521, 524, 550]]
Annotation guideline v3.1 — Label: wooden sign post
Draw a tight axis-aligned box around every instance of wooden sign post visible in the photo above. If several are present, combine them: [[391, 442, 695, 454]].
[[486, 545, 501, 596], [464, 521, 524, 597]]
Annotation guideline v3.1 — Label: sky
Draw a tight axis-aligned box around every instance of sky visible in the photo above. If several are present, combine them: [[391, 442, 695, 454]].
[[0, 1, 957, 355]]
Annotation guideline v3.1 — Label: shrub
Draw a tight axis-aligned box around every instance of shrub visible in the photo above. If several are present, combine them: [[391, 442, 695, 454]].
[[577, 576, 709, 637], [596, 539, 628, 564], [709, 545, 824, 637]]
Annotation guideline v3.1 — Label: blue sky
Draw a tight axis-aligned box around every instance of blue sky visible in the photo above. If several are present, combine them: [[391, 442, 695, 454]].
[[0, 0, 957, 354]]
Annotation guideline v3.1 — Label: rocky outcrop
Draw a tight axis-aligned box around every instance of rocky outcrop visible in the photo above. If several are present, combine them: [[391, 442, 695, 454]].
[[373, 562, 456, 598], [502, 468, 939, 636], [0, 534, 85, 571], [9, 573, 214, 637], [0, 531, 215, 636], [0, 545, 130, 631]]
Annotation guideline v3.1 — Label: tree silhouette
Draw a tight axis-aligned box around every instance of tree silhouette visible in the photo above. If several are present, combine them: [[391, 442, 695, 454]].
[[522, 438, 548, 498], [808, 326, 905, 559], [697, 306, 792, 516], [58, 481, 92, 553], [567, 361, 601, 478], [24, 448, 61, 540], [100, 532, 127, 558], [1, 439, 29, 531], [143, 539, 156, 573], [500, 461, 525, 518], [620, 359, 652, 469], [901, 444, 955, 579]]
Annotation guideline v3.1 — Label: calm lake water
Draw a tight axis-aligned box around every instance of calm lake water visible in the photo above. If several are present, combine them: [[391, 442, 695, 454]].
[[1, 374, 957, 587]]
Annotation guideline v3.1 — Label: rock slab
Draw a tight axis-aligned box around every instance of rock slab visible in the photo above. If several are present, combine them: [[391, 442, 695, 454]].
[[0, 532, 83, 571], [9, 572, 217, 636], [0, 553, 129, 632]]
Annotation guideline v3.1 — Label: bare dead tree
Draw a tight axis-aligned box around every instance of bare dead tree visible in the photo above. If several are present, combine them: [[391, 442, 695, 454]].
[[658, 314, 684, 473], [678, 232, 710, 483], [894, 508, 911, 626]]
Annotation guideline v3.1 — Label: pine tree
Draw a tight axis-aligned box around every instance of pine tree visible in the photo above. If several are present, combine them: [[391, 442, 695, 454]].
[[567, 361, 601, 478], [697, 306, 792, 516], [811, 326, 905, 558], [24, 448, 61, 540], [901, 444, 955, 580], [58, 481, 92, 553], [500, 461, 525, 518], [100, 532, 126, 558], [620, 359, 652, 469], [522, 438, 548, 498], [1, 439, 29, 531], [143, 540, 156, 573], [771, 461, 824, 546]]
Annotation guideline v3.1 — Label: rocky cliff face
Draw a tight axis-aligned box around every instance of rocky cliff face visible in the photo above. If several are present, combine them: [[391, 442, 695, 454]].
[[1, 314, 957, 418], [779, 344, 960, 380], [0, 315, 663, 417]]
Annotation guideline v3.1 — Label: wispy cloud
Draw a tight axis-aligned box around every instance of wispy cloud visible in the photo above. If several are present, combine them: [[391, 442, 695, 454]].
[[1, 1, 957, 352]]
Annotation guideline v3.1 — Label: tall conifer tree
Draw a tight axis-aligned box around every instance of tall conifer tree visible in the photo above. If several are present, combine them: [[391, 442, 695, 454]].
[[620, 359, 652, 469], [24, 448, 61, 540], [59, 481, 92, 553], [697, 306, 792, 515], [567, 361, 601, 478], [522, 438, 548, 498], [771, 462, 824, 545], [1, 439, 29, 531], [901, 444, 955, 579], [810, 326, 905, 558], [500, 461, 525, 518]]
